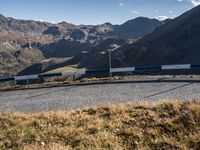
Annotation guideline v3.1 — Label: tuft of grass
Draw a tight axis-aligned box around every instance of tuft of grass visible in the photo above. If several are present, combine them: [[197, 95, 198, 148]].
[[0, 100, 200, 149]]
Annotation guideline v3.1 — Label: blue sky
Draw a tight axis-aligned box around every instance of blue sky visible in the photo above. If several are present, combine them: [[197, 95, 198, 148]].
[[0, 0, 199, 25]]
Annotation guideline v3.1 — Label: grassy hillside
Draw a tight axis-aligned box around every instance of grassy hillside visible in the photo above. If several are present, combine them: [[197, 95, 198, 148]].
[[0, 31, 53, 43], [0, 100, 200, 149], [0, 44, 43, 77]]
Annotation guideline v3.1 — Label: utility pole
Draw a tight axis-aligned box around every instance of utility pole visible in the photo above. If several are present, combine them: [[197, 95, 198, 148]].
[[108, 49, 112, 78]]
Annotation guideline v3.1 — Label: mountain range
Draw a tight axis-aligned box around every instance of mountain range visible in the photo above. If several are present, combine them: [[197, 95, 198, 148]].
[[2, 4, 200, 77], [65, 5, 200, 72], [0, 14, 168, 76]]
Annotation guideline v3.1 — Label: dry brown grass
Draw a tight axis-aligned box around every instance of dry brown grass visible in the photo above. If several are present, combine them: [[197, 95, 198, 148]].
[[0, 100, 200, 149]]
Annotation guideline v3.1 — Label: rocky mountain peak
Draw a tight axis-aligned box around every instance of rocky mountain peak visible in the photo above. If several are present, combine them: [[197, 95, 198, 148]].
[[58, 21, 76, 28]]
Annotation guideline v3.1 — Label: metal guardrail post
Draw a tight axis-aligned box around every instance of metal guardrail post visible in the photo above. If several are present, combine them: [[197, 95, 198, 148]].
[[108, 49, 112, 78], [73, 75, 75, 81], [26, 79, 29, 86]]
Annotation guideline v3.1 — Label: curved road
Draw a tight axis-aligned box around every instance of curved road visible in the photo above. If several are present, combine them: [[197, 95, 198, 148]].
[[0, 77, 200, 113]]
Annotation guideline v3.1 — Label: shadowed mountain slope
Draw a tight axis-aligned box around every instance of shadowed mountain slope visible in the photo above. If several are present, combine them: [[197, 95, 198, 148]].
[[121, 5, 200, 66]]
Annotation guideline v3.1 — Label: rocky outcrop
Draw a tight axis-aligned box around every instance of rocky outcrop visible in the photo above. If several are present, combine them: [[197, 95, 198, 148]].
[[70, 29, 85, 40], [43, 26, 61, 36]]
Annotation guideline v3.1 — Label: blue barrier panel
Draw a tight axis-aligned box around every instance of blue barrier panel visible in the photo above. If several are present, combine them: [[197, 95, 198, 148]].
[[135, 66, 161, 70], [39, 72, 62, 78], [86, 69, 109, 75], [191, 65, 200, 69], [0, 77, 14, 82]]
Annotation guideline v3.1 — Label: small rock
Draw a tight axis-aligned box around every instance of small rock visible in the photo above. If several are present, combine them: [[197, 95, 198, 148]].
[[116, 128, 120, 132]]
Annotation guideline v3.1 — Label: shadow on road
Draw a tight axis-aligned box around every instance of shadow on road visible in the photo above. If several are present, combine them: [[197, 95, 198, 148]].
[[143, 82, 193, 99], [25, 86, 77, 99]]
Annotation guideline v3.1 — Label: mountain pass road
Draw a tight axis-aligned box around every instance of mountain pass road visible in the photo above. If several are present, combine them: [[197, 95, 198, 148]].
[[0, 77, 200, 113]]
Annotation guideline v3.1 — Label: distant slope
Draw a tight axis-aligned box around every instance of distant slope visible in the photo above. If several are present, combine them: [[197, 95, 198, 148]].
[[18, 38, 128, 75], [0, 43, 43, 76], [0, 14, 51, 34], [67, 38, 129, 69], [40, 38, 92, 58], [17, 58, 70, 75], [113, 17, 166, 39]]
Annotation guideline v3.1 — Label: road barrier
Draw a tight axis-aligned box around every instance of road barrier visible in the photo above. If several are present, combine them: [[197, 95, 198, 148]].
[[0, 64, 200, 83]]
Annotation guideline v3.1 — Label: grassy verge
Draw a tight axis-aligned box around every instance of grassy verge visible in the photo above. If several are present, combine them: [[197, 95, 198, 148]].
[[0, 100, 200, 149], [0, 76, 121, 91]]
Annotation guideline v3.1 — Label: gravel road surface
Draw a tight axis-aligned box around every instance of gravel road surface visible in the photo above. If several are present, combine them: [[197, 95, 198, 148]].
[[0, 77, 200, 113]]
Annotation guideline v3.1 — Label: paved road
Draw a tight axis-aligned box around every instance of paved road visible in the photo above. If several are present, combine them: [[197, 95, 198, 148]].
[[0, 77, 200, 113]]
